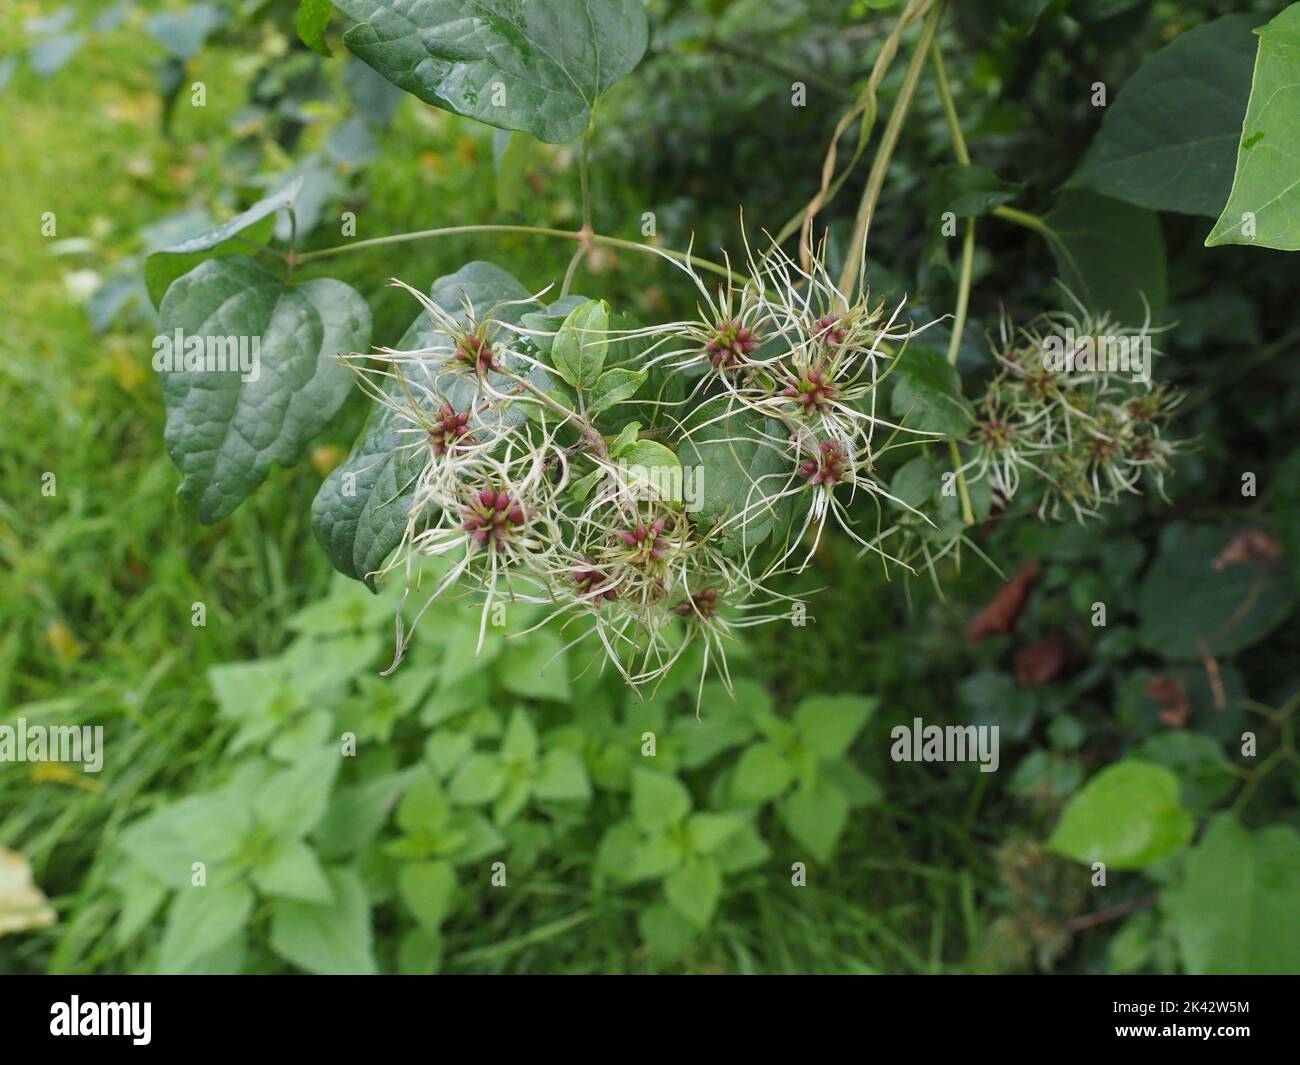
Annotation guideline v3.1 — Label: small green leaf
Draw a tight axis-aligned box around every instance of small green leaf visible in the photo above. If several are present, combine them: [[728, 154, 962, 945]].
[[780, 780, 850, 864], [251, 838, 333, 904], [609, 421, 641, 457], [730, 741, 794, 805], [449, 754, 508, 805], [255, 747, 340, 838], [793, 694, 878, 760], [632, 769, 692, 832], [686, 813, 745, 854], [638, 902, 697, 963], [397, 860, 457, 930], [932, 164, 1022, 217], [664, 858, 722, 929], [552, 299, 609, 389], [498, 631, 570, 702], [157, 879, 253, 974], [533, 749, 592, 802], [590, 368, 648, 415], [269, 867, 377, 975], [1048, 760, 1194, 869], [120, 796, 252, 889]]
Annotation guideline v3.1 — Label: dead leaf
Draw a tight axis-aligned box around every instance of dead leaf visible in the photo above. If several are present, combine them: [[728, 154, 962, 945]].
[[1014, 631, 1067, 685], [967, 562, 1040, 643], [1212, 529, 1283, 571], [0, 849, 57, 936], [1146, 675, 1190, 727]]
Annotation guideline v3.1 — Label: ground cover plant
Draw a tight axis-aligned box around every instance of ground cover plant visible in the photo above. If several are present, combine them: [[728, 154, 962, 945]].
[[1, 0, 1299, 975]]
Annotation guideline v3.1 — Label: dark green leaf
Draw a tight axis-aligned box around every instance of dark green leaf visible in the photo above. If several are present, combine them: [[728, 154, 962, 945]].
[[1043, 190, 1167, 324], [158, 256, 368, 522], [337, 0, 649, 143], [1069, 16, 1258, 217]]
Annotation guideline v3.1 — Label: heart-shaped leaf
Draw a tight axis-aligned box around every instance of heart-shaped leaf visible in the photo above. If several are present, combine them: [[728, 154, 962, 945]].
[[158, 255, 369, 523]]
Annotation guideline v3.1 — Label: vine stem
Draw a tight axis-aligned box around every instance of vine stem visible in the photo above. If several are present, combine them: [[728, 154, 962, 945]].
[[837, 0, 946, 302], [294, 223, 742, 281], [773, 0, 933, 255], [929, 35, 976, 527]]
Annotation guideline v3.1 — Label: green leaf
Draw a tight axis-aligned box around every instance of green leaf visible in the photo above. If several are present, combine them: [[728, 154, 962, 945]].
[[337, 0, 649, 143], [714, 823, 772, 874], [590, 368, 648, 415], [158, 256, 369, 523], [397, 860, 457, 930], [932, 164, 1022, 217], [780, 780, 850, 864], [686, 812, 745, 855], [1207, 6, 1300, 249], [312, 261, 532, 585], [316, 773, 403, 859], [1047, 760, 1194, 869], [1138, 523, 1294, 657], [632, 769, 692, 833], [297, 0, 333, 56], [251, 838, 333, 904], [110, 864, 168, 946], [793, 694, 877, 760], [730, 741, 795, 805], [1165, 815, 1300, 974], [255, 747, 341, 838], [156, 879, 253, 974], [269, 867, 377, 974], [677, 406, 794, 552], [310, 398, 422, 589], [498, 631, 570, 702], [533, 749, 592, 802], [120, 796, 252, 889], [552, 299, 609, 388], [449, 754, 507, 805], [145, 181, 301, 307], [1069, 16, 1258, 217], [500, 708, 539, 764], [889, 344, 974, 435], [638, 902, 697, 964], [1042, 190, 1167, 325], [664, 858, 722, 929]]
